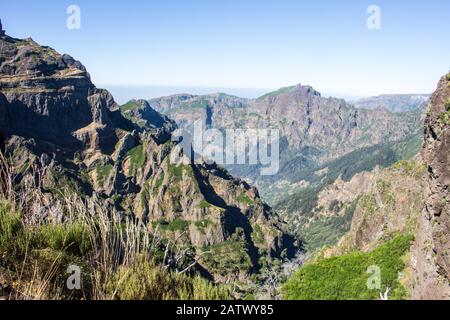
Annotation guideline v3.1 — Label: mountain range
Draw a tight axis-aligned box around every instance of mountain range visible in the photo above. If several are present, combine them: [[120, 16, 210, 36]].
[[0, 31, 448, 300], [0, 34, 297, 285], [120, 83, 427, 250]]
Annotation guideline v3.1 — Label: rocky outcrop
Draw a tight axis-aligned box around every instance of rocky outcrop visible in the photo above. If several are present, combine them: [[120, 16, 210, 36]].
[[412, 74, 450, 299], [0, 33, 297, 282]]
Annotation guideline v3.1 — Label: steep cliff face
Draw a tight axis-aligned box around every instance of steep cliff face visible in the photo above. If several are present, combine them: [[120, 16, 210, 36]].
[[0, 35, 135, 157], [0, 34, 295, 282], [412, 74, 450, 299]]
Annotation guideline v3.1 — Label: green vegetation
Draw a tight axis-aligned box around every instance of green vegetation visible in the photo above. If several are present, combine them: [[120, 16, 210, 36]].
[[96, 163, 113, 186], [167, 98, 209, 114], [37, 222, 91, 256], [0, 202, 28, 256], [152, 218, 190, 232], [392, 159, 425, 177], [120, 100, 140, 113], [202, 228, 253, 276], [237, 192, 254, 205], [106, 259, 231, 300], [439, 99, 450, 125], [301, 200, 357, 251], [0, 202, 91, 258], [194, 219, 213, 234], [257, 85, 296, 100], [153, 174, 164, 196], [0, 199, 230, 300], [168, 161, 192, 181], [197, 200, 212, 209], [251, 224, 265, 245], [127, 144, 145, 175], [282, 235, 414, 300]]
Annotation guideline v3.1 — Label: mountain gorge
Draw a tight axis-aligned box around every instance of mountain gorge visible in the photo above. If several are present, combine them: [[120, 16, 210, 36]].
[[0, 34, 297, 288], [143, 85, 425, 203], [0, 29, 448, 300], [131, 83, 425, 250]]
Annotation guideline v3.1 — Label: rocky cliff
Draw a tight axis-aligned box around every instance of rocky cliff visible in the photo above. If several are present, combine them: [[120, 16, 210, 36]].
[[0, 33, 296, 282], [412, 73, 450, 299], [305, 74, 450, 299]]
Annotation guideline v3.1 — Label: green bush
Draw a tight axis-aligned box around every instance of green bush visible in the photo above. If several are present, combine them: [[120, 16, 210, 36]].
[[282, 235, 414, 300]]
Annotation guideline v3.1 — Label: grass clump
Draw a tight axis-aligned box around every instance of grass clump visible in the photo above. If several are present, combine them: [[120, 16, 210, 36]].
[[106, 258, 231, 300], [282, 235, 414, 300], [251, 224, 265, 245], [0, 202, 29, 257], [37, 222, 91, 256], [153, 174, 164, 196]]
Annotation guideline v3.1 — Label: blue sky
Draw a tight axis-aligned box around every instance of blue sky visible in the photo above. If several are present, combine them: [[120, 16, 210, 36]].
[[1, 0, 449, 98]]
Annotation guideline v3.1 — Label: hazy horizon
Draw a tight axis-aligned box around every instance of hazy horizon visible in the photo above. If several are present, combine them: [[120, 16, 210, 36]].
[[102, 84, 432, 105]]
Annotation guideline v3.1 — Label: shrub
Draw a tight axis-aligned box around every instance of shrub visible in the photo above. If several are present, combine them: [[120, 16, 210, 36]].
[[282, 235, 414, 300], [202, 228, 253, 276]]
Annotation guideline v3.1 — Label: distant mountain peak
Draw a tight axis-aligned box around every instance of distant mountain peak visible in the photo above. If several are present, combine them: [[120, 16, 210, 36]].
[[257, 84, 321, 100]]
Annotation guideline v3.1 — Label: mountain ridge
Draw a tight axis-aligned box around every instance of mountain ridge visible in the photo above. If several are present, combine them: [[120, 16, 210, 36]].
[[0, 33, 297, 283]]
